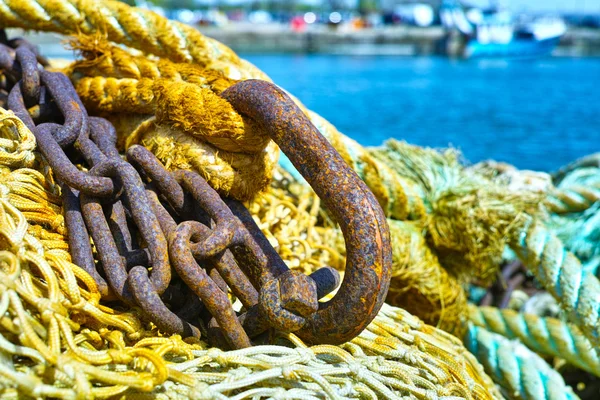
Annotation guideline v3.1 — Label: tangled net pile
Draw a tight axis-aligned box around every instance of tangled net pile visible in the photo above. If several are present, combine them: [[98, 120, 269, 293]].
[[0, 110, 498, 398], [0, 20, 500, 400], [0, 0, 599, 398]]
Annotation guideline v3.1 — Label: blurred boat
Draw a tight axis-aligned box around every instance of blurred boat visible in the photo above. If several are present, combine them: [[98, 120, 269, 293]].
[[440, 0, 566, 59]]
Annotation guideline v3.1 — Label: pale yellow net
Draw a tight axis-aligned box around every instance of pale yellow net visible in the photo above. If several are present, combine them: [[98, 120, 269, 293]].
[[0, 107, 501, 399]]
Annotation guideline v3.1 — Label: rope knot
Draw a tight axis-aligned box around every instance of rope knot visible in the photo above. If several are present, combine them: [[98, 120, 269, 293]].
[[70, 298, 86, 311], [281, 365, 297, 380], [126, 330, 143, 341], [206, 348, 227, 365], [108, 348, 133, 364], [403, 349, 419, 365], [37, 297, 68, 318], [190, 382, 219, 400], [0, 184, 10, 199], [50, 214, 65, 231], [347, 362, 367, 380], [362, 357, 381, 371], [294, 347, 315, 363], [225, 366, 250, 382], [423, 389, 439, 400], [60, 361, 77, 380], [15, 143, 36, 166]]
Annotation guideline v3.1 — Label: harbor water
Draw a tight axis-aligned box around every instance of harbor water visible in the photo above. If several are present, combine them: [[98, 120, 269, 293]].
[[245, 54, 600, 171]]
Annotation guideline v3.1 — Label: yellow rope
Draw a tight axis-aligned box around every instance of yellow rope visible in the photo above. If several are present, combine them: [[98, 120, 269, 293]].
[[386, 220, 467, 335], [63, 37, 279, 201], [114, 114, 280, 201], [0, 0, 258, 74], [0, 107, 499, 398], [73, 75, 270, 154]]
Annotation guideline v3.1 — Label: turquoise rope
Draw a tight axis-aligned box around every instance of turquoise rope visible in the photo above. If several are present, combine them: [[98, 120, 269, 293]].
[[469, 304, 600, 377], [510, 218, 600, 349], [549, 167, 600, 214], [464, 323, 580, 400]]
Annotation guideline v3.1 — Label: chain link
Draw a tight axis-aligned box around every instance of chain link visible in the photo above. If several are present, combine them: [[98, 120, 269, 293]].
[[0, 32, 346, 349]]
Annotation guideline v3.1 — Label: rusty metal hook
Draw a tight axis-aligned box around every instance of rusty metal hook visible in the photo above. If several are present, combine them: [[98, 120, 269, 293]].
[[222, 80, 392, 345]]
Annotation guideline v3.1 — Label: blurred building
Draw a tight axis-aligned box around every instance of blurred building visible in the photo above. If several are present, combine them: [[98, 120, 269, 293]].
[[382, 0, 448, 11]]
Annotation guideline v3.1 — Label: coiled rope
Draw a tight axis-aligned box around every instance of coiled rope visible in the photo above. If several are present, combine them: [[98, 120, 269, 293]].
[[465, 323, 580, 400], [468, 304, 600, 377], [0, 0, 262, 75], [510, 217, 600, 349], [65, 37, 279, 201], [547, 168, 600, 214]]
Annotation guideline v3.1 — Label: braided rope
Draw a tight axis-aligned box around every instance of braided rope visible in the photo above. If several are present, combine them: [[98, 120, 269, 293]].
[[552, 153, 600, 184], [66, 36, 237, 91], [468, 304, 600, 377], [73, 75, 270, 153], [67, 38, 269, 153], [464, 323, 580, 400], [547, 168, 600, 214], [64, 38, 277, 200], [510, 217, 600, 350], [548, 185, 600, 214], [0, 0, 243, 70]]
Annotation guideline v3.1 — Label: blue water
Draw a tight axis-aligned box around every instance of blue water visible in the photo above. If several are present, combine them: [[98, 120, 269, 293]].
[[243, 55, 600, 171]]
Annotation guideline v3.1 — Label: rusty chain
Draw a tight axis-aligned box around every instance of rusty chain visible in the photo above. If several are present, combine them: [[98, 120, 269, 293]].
[[0, 32, 392, 348]]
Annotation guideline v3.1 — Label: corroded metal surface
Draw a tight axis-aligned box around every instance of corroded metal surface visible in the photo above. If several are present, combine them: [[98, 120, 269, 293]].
[[170, 221, 252, 349], [62, 184, 111, 298], [222, 80, 392, 344], [0, 34, 391, 349]]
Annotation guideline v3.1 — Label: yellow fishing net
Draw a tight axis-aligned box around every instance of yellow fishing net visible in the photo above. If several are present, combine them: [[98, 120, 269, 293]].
[[0, 1, 593, 396], [0, 108, 500, 398]]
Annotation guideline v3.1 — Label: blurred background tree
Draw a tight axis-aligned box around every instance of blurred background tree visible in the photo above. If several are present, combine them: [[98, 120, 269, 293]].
[[359, 0, 380, 14]]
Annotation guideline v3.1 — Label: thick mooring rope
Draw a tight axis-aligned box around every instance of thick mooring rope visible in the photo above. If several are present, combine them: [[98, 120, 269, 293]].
[[0, 0, 256, 73], [465, 323, 580, 400], [64, 38, 279, 200], [552, 154, 600, 185], [548, 168, 600, 214], [468, 304, 600, 377], [510, 217, 600, 350]]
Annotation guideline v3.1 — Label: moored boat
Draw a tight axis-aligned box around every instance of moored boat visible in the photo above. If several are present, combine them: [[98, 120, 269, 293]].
[[440, 0, 566, 59]]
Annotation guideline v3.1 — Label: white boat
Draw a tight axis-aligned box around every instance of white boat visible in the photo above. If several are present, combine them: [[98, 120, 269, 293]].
[[440, 0, 566, 59]]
